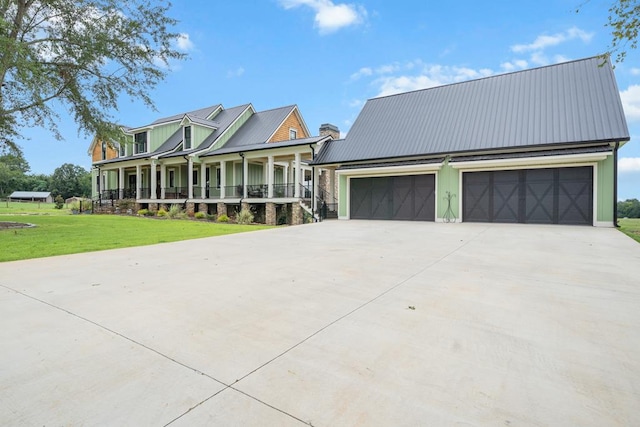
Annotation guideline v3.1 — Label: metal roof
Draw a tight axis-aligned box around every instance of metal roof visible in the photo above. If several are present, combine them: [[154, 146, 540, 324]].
[[10, 191, 51, 198], [313, 56, 630, 165], [223, 105, 297, 149], [449, 144, 613, 162], [149, 104, 221, 126], [200, 135, 328, 158]]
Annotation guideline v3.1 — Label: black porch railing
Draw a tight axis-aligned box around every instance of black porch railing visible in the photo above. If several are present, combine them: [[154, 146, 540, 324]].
[[273, 183, 295, 198], [100, 189, 119, 200], [164, 187, 188, 199], [246, 184, 267, 198], [206, 186, 221, 198], [224, 185, 243, 198], [139, 187, 151, 199]]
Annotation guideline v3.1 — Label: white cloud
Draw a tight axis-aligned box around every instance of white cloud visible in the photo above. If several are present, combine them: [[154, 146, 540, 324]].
[[176, 33, 194, 52], [348, 99, 363, 108], [631, 68, 640, 75], [620, 84, 640, 122], [279, 0, 366, 34], [227, 67, 245, 78], [350, 67, 372, 80], [530, 52, 549, 66], [619, 158, 640, 172], [511, 26, 593, 53]]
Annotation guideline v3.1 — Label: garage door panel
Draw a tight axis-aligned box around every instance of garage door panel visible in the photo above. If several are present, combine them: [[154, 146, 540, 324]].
[[463, 167, 593, 225], [350, 174, 435, 221]]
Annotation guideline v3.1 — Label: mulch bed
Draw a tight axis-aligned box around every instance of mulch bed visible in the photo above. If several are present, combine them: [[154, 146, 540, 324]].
[[0, 222, 35, 230]]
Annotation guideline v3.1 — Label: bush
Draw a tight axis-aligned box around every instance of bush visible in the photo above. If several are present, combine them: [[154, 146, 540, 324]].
[[137, 208, 149, 216], [54, 195, 64, 209], [217, 214, 229, 223], [167, 204, 182, 219], [207, 213, 217, 221], [194, 211, 206, 219], [237, 208, 254, 225], [157, 208, 168, 217]]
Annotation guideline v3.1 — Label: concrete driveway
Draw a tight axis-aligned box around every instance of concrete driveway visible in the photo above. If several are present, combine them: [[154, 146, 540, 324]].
[[1, 221, 639, 426]]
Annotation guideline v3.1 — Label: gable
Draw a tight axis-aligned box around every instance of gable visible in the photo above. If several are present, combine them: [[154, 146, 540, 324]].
[[268, 108, 309, 142], [91, 139, 119, 162]]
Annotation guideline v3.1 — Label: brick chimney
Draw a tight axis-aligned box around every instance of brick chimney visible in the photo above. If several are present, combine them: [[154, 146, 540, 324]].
[[319, 123, 340, 140]]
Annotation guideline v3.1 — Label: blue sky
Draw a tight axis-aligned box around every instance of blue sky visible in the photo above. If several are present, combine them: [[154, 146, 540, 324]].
[[16, 0, 640, 199]]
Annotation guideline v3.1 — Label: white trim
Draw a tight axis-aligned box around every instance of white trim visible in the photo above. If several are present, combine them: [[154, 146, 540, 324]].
[[449, 152, 609, 170], [336, 162, 443, 177], [594, 221, 615, 228]]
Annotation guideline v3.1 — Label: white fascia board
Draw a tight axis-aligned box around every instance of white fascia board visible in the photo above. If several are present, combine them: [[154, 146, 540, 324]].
[[449, 152, 610, 170], [336, 162, 443, 176]]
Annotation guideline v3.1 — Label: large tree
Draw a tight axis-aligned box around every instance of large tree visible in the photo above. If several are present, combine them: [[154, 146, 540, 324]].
[[50, 162, 90, 198], [0, 0, 186, 150], [608, 0, 640, 63], [0, 144, 29, 196]]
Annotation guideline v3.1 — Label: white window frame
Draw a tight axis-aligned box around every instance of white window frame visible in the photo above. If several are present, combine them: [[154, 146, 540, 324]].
[[184, 125, 192, 150], [289, 128, 297, 140]]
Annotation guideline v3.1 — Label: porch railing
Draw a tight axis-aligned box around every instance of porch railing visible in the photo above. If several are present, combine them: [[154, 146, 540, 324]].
[[164, 187, 188, 199], [247, 184, 267, 198], [273, 183, 295, 198], [223, 185, 243, 198], [139, 187, 151, 199]]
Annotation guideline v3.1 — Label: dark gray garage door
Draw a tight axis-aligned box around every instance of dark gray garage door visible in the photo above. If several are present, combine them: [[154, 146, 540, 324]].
[[350, 175, 435, 221], [463, 167, 593, 225]]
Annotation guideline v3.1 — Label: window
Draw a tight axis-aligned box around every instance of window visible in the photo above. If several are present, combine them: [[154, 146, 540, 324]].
[[184, 126, 192, 150], [289, 128, 297, 140], [134, 132, 147, 154], [216, 168, 221, 189], [192, 168, 198, 186], [168, 169, 175, 188], [101, 141, 107, 160], [119, 143, 126, 157]]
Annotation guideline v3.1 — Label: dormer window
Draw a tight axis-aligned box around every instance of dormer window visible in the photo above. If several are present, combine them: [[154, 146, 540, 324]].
[[289, 128, 297, 140], [184, 125, 192, 150], [119, 143, 126, 157], [101, 141, 107, 160], [134, 132, 147, 154]]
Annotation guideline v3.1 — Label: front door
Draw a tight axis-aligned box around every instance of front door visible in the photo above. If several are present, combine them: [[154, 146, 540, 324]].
[[128, 174, 137, 198], [156, 171, 161, 198]]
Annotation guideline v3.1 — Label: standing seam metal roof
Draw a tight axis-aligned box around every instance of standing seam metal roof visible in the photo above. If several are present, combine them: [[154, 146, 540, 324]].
[[222, 105, 297, 149], [313, 56, 629, 165]]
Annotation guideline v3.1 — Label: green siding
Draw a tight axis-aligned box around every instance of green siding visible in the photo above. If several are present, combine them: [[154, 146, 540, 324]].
[[234, 163, 243, 184], [597, 155, 614, 223], [248, 163, 263, 185], [339, 175, 348, 217], [224, 161, 234, 185], [274, 167, 284, 185], [210, 108, 253, 151], [436, 161, 460, 220], [150, 123, 180, 151], [192, 125, 213, 149]]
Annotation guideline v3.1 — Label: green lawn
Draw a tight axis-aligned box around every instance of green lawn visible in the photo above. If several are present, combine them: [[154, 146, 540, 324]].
[[618, 218, 640, 244], [0, 201, 68, 215], [0, 214, 273, 262]]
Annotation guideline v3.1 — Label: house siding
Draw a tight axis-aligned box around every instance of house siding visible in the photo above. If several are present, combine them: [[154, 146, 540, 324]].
[[596, 155, 614, 223], [91, 140, 118, 162], [436, 160, 460, 220], [150, 123, 180, 152], [211, 108, 253, 151], [269, 111, 309, 142], [192, 125, 214, 149]]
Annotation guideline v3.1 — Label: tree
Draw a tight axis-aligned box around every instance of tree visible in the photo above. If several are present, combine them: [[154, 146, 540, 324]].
[[0, 0, 186, 150], [608, 0, 640, 63], [0, 144, 29, 196], [618, 198, 640, 218], [50, 163, 90, 199]]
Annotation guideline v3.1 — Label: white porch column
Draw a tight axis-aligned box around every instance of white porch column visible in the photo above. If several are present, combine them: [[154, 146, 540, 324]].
[[313, 167, 320, 212], [118, 167, 124, 199], [160, 164, 166, 199], [201, 163, 207, 199], [150, 160, 157, 200], [267, 155, 274, 198], [329, 167, 336, 201], [243, 157, 249, 198], [135, 164, 141, 200], [294, 152, 301, 198], [187, 157, 194, 199], [284, 164, 289, 186], [220, 161, 226, 198]]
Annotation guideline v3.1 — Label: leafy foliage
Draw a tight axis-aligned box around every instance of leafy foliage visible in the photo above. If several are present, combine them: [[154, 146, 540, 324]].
[[0, 0, 186, 150], [607, 0, 640, 63], [618, 198, 640, 218], [50, 163, 90, 199], [167, 203, 182, 219], [194, 211, 206, 219], [217, 214, 229, 223], [54, 194, 63, 209], [236, 208, 254, 225]]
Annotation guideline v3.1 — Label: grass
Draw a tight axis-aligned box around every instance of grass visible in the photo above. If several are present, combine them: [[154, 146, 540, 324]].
[[0, 213, 273, 262], [618, 218, 640, 244], [0, 201, 68, 216]]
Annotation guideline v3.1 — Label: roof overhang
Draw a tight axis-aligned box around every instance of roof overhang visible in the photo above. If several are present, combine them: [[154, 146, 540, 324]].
[[449, 151, 611, 170], [336, 160, 444, 176]]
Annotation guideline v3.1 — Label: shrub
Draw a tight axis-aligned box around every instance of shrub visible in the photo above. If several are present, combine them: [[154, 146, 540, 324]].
[[237, 208, 254, 225], [217, 214, 229, 223], [157, 208, 168, 217], [137, 208, 149, 216], [207, 213, 217, 221], [54, 195, 64, 209], [167, 204, 182, 219], [194, 211, 206, 219]]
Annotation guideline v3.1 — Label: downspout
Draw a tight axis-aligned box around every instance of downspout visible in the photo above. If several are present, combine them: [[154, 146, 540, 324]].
[[613, 142, 620, 227], [239, 152, 245, 207]]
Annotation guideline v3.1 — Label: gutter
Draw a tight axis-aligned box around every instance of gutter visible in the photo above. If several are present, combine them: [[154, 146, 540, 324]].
[[310, 143, 316, 221], [239, 152, 245, 206], [614, 142, 620, 227]]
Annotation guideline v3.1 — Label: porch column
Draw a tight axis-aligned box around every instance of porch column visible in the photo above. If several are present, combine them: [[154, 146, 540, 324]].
[[313, 167, 320, 212], [267, 155, 274, 198], [187, 157, 194, 199], [200, 163, 207, 199], [243, 156, 248, 198], [329, 167, 336, 202], [294, 152, 301, 198], [284, 164, 289, 185], [135, 164, 141, 200], [160, 163, 166, 199], [150, 160, 157, 200], [220, 161, 226, 198], [118, 167, 124, 199]]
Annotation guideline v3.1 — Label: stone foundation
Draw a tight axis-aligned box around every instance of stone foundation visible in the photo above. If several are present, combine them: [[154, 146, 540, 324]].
[[217, 202, 227, 218], [148, 203, 158, 213], [198, 202, 208, 214], [292, 203, 303, 225], [266, 202, 276, 225], [241, 201, 250, 212], [186, 202, 195, 216]]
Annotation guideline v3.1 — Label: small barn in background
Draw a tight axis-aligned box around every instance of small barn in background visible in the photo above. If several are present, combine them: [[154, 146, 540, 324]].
[[8, 191, 53, 203]]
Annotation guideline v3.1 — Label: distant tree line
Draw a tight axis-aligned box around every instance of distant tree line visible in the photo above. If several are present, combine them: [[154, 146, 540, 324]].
[[0, 146, 91, 200], [618, 199, 640, 218]]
